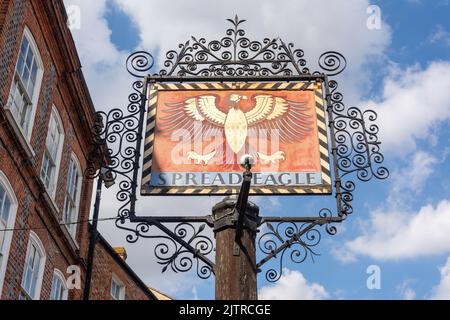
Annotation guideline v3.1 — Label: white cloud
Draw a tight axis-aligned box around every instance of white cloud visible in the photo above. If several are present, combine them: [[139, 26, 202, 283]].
[[191, 286, 199, 300], [114, 0, 390, 64], [367, 61, 450, 155], [391, 151, 437, 194], [63, 0, 132, 110], [402, 287, 416, 300], [332, 148, 444, 263], [341, 200, 450, 260], [387, 150, 438, 207], [259, 269, 329, 300], [431, 257, 450, 300], [330, 246, 357, 264], [427, 25, 450, 46], [113, 0, 391, 103], [397, 279, 416, 300]]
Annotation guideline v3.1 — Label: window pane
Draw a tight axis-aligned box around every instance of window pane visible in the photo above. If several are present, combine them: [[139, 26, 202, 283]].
[[51, 132, 60, 160], [17, 37, 28, 76], [27, 61, 37, 97], [12, 86, 29, 129], [30, 61, 38, 85], [22, 66, 30, 88], [0, 188, 5, 222], [70, 206, 76, 234], [111, 279, 124, 300], [68, 161, 74, 190], [17, 55, 25, 76], [25, 48, 33, 70], [67, 159, 75, 196], [63, 197, 70, 223], [73, 170, 79, 199], [41, 154, 50, 184], [22, 244, 42, 298], [50, 278, 57, 299], [0, 221, 6, 254], [8, 80, 30, 130], [46, 119, 54, 149], [30, 272, 37, 297], [68, 160, 79, 200], [51, 275, 65, 300], [46, 114, 61, 162], [20, 37, 28, 57], [111, 280, 118, 299], [1, 195, 10, 224], [22, 261, 32, 293]]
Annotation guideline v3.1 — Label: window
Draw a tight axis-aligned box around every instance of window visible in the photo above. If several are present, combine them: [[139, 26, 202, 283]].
[[20, 232, 46, 300], [40, 107, 64, 198], [0, 185, 11, 252], [6, 27, 43, 140], [110, 276, 125, 300], [50, 269, 68, 300], [0, 172, 18, 297], [63, 155, 82, 237]]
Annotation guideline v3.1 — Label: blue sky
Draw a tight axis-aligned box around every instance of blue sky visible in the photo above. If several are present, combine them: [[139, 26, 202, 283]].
[[65, 0, 450, 300]]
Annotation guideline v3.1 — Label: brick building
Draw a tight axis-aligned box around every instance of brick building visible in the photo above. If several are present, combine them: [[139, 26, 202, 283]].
[[91, 235, 155, 300], [0, 0, 157, 300]]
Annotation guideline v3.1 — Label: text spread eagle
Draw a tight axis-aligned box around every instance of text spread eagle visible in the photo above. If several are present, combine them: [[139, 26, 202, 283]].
[[160, 93, 314, 165]]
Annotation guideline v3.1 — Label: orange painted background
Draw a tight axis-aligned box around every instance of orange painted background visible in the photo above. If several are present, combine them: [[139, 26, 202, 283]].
[[151, 89, 322, 173]]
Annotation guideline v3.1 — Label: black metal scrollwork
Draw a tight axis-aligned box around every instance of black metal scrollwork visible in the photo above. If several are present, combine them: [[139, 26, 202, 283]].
[[128, 222, 214, 279], [321, 72, 389, 217], [158, 15, 309, 77], [256, 209, 337, 283], [85, 16, 388, 283], [258, 222, 321, 282], [86, 77, 145, 223]]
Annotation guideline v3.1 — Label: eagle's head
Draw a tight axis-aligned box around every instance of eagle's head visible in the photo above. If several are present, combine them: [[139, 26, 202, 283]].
[[226, 94, 248, 109]]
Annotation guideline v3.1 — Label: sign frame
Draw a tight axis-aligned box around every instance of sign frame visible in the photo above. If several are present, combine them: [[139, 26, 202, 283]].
[[141, 81, 332, 196]]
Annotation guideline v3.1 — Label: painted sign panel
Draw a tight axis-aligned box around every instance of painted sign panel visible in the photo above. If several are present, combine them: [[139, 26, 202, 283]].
[[141, 82, 331, 195]]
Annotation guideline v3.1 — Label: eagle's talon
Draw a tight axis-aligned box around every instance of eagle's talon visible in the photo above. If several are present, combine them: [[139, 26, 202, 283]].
[[257, 151, 286, 164], [187, 151, 216, 165]]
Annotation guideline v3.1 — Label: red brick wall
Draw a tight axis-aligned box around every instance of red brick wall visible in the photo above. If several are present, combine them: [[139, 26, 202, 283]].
[[0, 0, 90, 300]]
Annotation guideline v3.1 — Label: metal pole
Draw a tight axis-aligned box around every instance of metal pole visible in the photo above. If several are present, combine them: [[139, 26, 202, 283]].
[[83, 174, 103, 300], [212, 194, 259, 300]]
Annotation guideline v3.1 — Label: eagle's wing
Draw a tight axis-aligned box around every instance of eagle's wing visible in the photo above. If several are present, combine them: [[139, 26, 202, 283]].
[[159, 95, 226, 140], [245, 95, 313, 143]]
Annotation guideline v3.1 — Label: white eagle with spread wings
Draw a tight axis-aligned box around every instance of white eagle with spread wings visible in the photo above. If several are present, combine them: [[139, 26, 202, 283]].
[[160, 93, 313, 165]]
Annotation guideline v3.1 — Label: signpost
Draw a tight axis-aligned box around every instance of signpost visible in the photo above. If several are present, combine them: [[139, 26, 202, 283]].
[[85, 16, 388, 300]]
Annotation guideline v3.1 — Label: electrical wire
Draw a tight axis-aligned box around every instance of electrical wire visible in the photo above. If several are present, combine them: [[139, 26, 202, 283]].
[[0, 216, 119, 232]]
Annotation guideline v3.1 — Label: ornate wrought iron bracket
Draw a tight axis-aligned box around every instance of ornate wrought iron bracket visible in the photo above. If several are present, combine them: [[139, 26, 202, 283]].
[[85, 15, 389, 283]]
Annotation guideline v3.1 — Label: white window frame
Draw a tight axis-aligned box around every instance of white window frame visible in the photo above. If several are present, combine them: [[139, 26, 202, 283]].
[[63, 154, 82, 239], [110, 274, 125, 300], [50, 269, 68, 300], [41, 106, 64, 200], [5, 26, 44, 142], [0, 171, 18, 298], [20, 231, 46, 300]]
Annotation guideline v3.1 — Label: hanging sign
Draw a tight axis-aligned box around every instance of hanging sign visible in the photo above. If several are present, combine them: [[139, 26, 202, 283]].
[[141, 81, 331, 195]]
